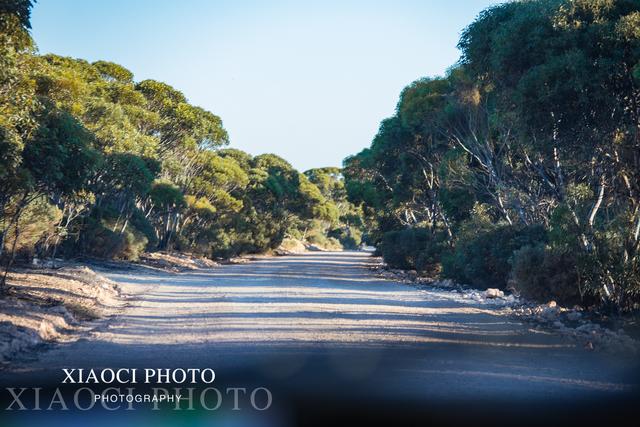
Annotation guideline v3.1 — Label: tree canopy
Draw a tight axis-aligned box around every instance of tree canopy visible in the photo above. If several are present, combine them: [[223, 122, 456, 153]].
[[0, 1, 363, 289], [345, 0, 640, 311]]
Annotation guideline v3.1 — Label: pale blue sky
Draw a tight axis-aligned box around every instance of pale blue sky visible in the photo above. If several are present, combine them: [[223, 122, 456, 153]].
[[31, 0, 499, 171]]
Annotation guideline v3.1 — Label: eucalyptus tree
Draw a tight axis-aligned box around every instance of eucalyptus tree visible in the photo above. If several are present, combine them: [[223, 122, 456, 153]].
[[458, 0, 640, 306], [304, 167, 364, 248], [0, 0, 38, 264], [345, 0, 640, 309], [1, 107, 101, 284]]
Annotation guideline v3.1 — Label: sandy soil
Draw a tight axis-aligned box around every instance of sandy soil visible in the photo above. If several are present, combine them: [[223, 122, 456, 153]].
[[0, 266, 123, 364]]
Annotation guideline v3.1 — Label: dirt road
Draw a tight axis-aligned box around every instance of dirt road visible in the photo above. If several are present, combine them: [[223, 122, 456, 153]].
[[1, 252, 639, 424]]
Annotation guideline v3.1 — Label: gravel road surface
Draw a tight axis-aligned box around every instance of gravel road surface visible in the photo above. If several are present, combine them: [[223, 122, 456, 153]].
[[1, 252, 638, 425]]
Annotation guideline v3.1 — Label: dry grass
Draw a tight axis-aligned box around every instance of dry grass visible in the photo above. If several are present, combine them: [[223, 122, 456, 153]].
[[276, 238, 307, 254], [138, 252, 219, 271]]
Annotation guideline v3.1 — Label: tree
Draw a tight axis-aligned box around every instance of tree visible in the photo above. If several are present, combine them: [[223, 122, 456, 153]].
[[2, 107, 100, 286], [345, 0, 640, 310], [0, 0, 360, 287]]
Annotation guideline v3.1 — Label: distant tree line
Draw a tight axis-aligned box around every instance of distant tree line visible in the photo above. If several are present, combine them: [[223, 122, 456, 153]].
[[0, 0, 363, 290], [344, 0, 640, 311]]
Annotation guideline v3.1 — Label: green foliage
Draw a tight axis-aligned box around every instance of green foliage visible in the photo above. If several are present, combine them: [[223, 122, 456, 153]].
[[92, 61, 134, 83], [380, 228, 449, 274], [0, 0, 34, 51], [3, 196, 61, 258], [306, 229, 342, 251], [149, 180, 184, 210], [442, 225, 547, 290], [119, 226, 148, 261], [100, 153, 159, 197], [328, 226, 362, 249], [0, 0, 34, 30], [302, 167, 366, 250], [510, 245, 584, 305], [22, 108, 101, 195], [128, 208, 157, 249], [0, 1, 39, 252], [0, 1, 351, 272], [345, 0, 640, 311], [80, 218, 147, 261]]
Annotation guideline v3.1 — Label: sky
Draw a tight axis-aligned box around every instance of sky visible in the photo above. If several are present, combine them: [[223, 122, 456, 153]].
[[31, 0, 500, 172]]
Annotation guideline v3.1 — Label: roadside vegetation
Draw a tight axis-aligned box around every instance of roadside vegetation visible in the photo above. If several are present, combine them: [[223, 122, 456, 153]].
[[3, 0, 640, 318], [344, 0, 640, 312], [0, 1, 364, 292]]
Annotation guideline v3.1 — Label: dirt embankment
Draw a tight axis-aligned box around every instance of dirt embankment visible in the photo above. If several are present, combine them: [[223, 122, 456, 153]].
[[0, 266, 124, 364], [0, 251, 237, 365], [137, 252, 220, 271]]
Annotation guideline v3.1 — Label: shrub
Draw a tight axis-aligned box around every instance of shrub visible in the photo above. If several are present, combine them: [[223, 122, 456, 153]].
[[379, 228, 448, 274], [119, 226, 148, 261], [547, 205, 640, 310], [325, 237, 343, 250], [278, 238, 306, 253], [510, 245, 584, 305], [442, 224, 547, 289], [3, 197, 62, 260], [307, 229, 343, 250], [80, 219, 123, 259], [80, 219, 147, 260], [328, 227, 362, 249], [128, 208, 157, 249], [415, 240, 448, 276], [209, 229, 235, 259]]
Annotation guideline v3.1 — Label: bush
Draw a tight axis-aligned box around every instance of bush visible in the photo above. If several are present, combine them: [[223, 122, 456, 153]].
[[325, 237, 343, 250], [442, 224, 547, 289], [23, 200, 62, 249], [128, 208, 157, 249], [510, 245, 584, 305], [278, 238, 307, 253], [80, 219, 147, 260], [328, 227, 362, 249], [119, 226, 148, 261], [4, 197, 62, 260], [307, 230, 343, 250], [209, 229, 235, 259], [80, 219, 122, 259], [547, 205, 640, 310], [379, 228, 448, 274]]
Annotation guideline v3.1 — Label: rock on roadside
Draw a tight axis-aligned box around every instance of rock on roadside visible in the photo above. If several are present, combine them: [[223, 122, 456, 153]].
[[484, 288, 504, 299], [370, 258, 639, 354]]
